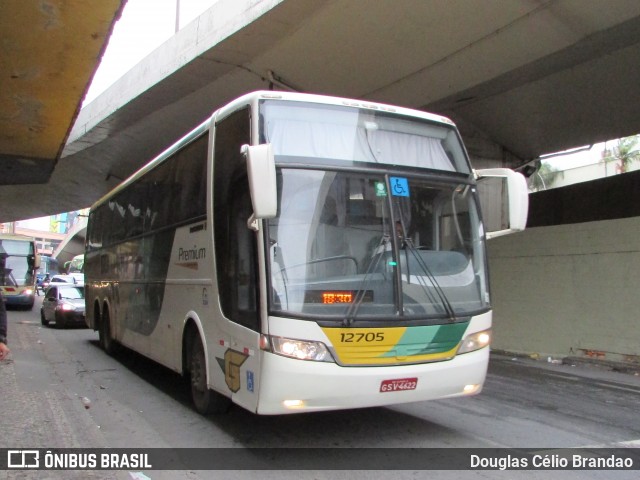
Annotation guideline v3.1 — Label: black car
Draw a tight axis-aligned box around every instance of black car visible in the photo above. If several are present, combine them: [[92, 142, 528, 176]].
[[40, 285, 86, 328]]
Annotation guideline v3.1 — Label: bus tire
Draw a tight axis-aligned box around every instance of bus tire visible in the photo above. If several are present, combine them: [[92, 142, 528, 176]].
[[99, 308, 119, 355], [189, 333, 231, 415]]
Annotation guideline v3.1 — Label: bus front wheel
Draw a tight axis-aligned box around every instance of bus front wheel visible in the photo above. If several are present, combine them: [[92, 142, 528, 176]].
[[189, 334, 231, 415]]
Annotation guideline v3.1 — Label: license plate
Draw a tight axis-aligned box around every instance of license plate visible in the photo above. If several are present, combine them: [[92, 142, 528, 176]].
[[380, 377, 418, 393]]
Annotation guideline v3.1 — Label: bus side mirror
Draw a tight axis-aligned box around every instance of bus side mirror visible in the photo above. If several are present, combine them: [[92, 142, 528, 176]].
[[243, 143, 277, 230], [35, 254, 42, 269], [475, 168, 529, 239]]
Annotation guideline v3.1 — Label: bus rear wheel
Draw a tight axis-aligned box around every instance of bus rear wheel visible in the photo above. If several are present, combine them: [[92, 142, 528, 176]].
[[189, 334, 231, 415], [99, 308, 119, 355]]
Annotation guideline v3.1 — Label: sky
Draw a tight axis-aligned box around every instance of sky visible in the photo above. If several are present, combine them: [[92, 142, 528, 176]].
[[541, 143, 607, 170]]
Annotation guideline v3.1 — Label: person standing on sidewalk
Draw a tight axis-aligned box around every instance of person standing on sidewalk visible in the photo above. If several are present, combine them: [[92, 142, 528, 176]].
[[0, 291, 10, 360]]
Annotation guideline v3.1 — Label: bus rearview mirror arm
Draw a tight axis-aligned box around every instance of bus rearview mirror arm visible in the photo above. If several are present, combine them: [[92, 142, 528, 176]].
[[242, 144, 278, 231]]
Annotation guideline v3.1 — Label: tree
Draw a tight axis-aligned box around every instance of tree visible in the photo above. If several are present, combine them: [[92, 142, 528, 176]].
[[603, 135, 640, 174], [528, 162, 562, 192]]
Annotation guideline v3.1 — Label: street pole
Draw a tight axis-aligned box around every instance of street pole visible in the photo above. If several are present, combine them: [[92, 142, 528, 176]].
[[175, 0, 180, 33]]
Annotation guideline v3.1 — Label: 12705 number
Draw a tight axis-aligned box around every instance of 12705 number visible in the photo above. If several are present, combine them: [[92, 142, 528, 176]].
[[340, 332, 385, 343]]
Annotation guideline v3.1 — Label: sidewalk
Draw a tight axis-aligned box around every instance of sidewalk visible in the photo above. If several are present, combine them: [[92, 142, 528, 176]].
[[0, 307, 173, 480]]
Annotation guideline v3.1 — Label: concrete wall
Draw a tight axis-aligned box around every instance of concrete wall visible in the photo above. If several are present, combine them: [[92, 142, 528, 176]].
[[487, 216, 640, 362]]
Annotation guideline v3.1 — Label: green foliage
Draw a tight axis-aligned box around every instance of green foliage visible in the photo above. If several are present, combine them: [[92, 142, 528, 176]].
[[528, 162, 562, 191], [603, 135, 640, 173]]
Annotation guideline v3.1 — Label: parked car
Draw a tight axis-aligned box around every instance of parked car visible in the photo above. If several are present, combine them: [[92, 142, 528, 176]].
[[40, 285, 86, 328], [68, 272, 84, 285]]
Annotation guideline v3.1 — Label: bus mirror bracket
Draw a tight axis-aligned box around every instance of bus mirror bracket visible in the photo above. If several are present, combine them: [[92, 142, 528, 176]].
[[243, 143, 277, 231], [475, 168, 529, 239]]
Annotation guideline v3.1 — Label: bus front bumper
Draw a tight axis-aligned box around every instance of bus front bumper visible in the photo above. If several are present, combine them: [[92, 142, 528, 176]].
[[2, 288, 35, 307], [255, 347, 489, 415]]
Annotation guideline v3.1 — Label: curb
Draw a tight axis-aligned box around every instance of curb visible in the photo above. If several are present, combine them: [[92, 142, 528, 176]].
[[491, 350, 640, 376], [561, 356, 640, 375]]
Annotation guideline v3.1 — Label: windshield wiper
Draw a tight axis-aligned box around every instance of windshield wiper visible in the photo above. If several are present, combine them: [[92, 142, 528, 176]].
[[343, 234, 391, 326], [402, 238, 457, 321], [270, 240, 290, 310]]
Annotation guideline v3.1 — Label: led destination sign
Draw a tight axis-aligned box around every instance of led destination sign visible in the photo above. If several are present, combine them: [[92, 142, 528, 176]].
[[304, 290, 374, 304]]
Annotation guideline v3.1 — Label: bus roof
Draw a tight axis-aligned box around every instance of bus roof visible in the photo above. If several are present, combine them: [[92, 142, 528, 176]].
[[220, 90, 456, 127], [89, 91, 458, 212]]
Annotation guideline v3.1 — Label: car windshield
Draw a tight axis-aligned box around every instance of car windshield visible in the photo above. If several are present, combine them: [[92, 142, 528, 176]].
[[59, 287, 84, 299], [267, 169, 489, 323]]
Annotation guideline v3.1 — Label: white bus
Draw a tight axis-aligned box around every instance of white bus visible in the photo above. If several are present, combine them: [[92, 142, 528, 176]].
[[0, 233, 40, 309], [66, 254, 84, 274], [85, 91, 527, 415]]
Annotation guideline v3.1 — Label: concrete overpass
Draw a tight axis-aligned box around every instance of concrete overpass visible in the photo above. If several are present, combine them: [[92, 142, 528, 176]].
[[2, 0, 640, 363], [2, 0, 640, 222], [0, 0, 125, 193]]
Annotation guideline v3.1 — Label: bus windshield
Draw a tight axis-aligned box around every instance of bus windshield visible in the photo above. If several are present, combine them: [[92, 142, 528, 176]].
[[267, 169, 488, 322], [0, 238, 36, 287], [260, 100, 470, 174], [67, 254, 84, 273]]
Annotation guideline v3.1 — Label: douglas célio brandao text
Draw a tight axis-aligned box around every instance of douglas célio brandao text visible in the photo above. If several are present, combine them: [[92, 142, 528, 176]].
[[470, 453, 634, 470]]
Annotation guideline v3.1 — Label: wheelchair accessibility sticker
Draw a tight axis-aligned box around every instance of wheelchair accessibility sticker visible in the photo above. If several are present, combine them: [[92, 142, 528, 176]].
[[390, 177, 410, 197]]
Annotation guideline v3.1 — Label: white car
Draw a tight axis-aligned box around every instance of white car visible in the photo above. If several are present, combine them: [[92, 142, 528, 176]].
[[68, 273, 85, 285], [40, 284, 86, 328], [49, 274, 78, 285]]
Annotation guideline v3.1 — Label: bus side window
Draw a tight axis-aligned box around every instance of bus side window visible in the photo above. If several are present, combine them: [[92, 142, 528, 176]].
[[228, 178, 259, 330]]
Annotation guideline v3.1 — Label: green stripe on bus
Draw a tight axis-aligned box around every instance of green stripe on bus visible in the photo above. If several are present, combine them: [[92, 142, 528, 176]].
[[378, 321, 469, 358]]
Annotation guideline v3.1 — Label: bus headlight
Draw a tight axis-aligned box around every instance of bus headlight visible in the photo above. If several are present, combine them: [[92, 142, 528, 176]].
[[457, 329, 491, 354], [262, 335, 335, 362]]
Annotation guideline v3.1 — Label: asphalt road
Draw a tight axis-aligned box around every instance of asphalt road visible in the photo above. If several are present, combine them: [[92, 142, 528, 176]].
[[1, 296, 639, 480]]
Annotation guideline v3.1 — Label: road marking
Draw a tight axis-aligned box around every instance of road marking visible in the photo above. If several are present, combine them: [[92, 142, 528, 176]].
[[577, 438, 640, 448], [616, 439, 640, 447], [541, 373, 640, 394], [542, 372, 581, 381], [593, 382, 640, 394]]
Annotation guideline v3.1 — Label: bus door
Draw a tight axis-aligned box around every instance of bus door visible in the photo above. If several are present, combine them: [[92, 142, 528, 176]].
[[223, 180, 262, 411], [213, 108, 262, 412]]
